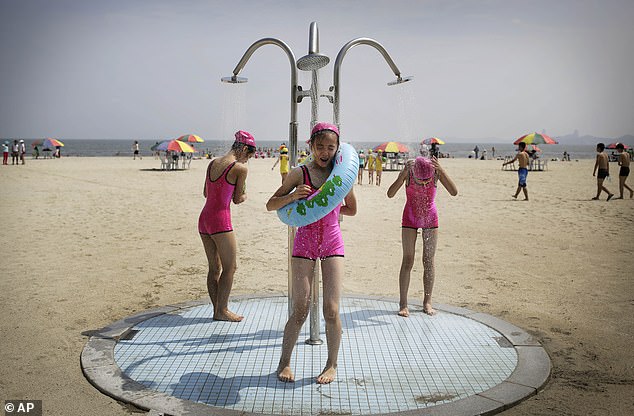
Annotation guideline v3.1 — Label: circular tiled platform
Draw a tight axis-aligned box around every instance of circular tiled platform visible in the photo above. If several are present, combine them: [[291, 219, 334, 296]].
[[82, 296, 550, 415]]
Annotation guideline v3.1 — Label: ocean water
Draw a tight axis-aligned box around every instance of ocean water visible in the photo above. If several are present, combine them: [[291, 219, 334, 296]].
[[13, 138, 602, 160]]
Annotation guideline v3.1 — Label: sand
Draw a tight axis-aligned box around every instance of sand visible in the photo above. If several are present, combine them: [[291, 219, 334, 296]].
[[1, 155, 633, 415]]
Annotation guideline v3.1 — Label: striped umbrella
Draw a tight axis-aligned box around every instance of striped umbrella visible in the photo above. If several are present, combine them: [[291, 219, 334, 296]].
[[513, 132, 557, 145], [176, 134, 204, 143], [421, 137, 446, 145], [373, 141, 410, 153], [154, 140, 195, 153]]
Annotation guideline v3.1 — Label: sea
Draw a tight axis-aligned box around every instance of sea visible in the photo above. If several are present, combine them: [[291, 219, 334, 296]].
[[12, 138, 605, 160]]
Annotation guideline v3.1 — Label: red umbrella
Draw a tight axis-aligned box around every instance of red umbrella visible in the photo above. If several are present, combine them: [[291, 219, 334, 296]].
[[513, 132, 557, 145], [606, 142, 630, 149]]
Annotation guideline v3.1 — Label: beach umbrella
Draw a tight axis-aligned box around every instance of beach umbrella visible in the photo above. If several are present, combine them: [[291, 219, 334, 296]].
[[176, 134, 204, 143], [373, 141, 410, 153], [526, 144, 542, 152], [421, 137, 446, 145], [514, 132, 557, 145], [606, 142, 630, 149], [35, 138, 64, 148], [154, 140, 195, 153]]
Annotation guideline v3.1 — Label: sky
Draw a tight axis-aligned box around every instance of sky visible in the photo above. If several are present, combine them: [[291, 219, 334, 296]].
[[1, 0, 633, 143]]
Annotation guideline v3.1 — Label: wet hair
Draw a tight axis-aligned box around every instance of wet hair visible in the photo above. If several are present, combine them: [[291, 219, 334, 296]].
[[231, 141, 256, 154], [597, 143, 605, 151], [616, 143, 624, 150]]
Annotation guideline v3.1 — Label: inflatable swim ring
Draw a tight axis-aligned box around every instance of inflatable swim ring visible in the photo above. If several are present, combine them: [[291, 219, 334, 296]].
[[277, 142, 358, 227]]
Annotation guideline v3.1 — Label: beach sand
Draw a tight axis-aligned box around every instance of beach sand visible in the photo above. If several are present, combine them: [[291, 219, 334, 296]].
[[1, 155, 633, 415]]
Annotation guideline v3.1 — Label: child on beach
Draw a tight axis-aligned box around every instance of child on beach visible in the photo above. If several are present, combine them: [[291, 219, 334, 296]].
[[271, 146, 290, 184], [198, 130, 256, 322], [357, 150, 366, 185], [375, 150, 384, 186], [592, 143, 614, 201], [266, 122, 357, 384], [615, 143, 633, 199], [502, 142, 530, 201], [366, 149, 375, 185], [2, 141, 8, 165], [387, 156, 457, 316]]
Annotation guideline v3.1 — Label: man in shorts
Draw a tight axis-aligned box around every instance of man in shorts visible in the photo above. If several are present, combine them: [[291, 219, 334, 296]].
[[592, 143, 614, 201], [502, 141, 530, 201]]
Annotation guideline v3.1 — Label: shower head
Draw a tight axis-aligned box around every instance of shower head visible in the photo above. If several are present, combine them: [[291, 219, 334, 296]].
[[297, 22, 330, 71], [221, 75, 248, 84], [297, 53, 330, 71], [387, 75, 413, 86]]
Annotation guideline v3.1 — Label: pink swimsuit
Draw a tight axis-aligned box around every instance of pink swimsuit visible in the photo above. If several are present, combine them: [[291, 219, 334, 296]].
[[402, 170, 438, 230], [198, 160, 237, 235], [292, 166, 344, 260]]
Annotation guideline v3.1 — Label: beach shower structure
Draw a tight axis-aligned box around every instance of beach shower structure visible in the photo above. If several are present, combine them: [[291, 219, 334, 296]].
[[222, 22, 412, 343]]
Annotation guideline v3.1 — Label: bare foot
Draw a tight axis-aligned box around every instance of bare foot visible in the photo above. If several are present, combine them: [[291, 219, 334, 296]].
[[511, 195, 518, 199], [398, 307, 410, 317], [591, 196, 599, 200], [213, 310, 244, 322], [277, 366, 295, 383], [317, 366, 337, 384], [614, 196, 623, 200], [423, 303, 437, 316], [607, 193, 614, 201], [523, 198, 529, 201]]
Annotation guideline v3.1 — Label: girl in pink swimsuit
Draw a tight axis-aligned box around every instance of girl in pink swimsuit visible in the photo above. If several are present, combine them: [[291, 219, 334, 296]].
[[387, 156, 457, 317], [266, 122, 357, 385], [199, 130, 256, 322]]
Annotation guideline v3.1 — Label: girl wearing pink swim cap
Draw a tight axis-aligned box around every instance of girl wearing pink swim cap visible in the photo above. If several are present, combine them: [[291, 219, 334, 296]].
[[198, 130, 256, 322], [387, 156, 457, 317], [266, 122, 357, 385]]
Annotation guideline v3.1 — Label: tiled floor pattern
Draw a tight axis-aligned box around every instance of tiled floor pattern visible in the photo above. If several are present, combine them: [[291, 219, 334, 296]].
[[114, 297, 517, 415]]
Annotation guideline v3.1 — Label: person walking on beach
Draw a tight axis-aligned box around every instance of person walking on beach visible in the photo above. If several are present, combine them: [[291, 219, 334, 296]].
[[2, 141, 8, 165], [366, 149, 375, 185], [375, 150, 384, 186], [615, 143, 632, 199], [132, 140, 142, 160], [592, 143, 614, 201], [357, 150, 366, 185], [503, 142, 530, 201], [266, 122, 357, 385], [387, 156, 457, 317], [271, 146, 290, 184], [473, 145, 479, 160], [198, 130, 256, 322]]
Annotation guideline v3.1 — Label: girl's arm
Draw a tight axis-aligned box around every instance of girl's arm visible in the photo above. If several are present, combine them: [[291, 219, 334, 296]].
[[387, 162, 411, 198], [232, 163, 249, 204], [266, 167, 312, 211], [432, 157, 458, 196], [340, 188, 357, 216]]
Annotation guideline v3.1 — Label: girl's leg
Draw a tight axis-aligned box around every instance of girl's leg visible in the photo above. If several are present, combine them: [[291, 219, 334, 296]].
[[398, 228, 418, 317], [278, 258, 315, 382], [318, 256, 344, 384], [200, 234, 221, 313], [421, 228, 438, 315], [210, 232, 243, 321]]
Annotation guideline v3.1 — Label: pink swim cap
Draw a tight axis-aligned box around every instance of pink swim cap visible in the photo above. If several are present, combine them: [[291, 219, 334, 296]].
[[413, 156, 435, 179], [234, 130, 256, 147], [310, 122, 340, 140]]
